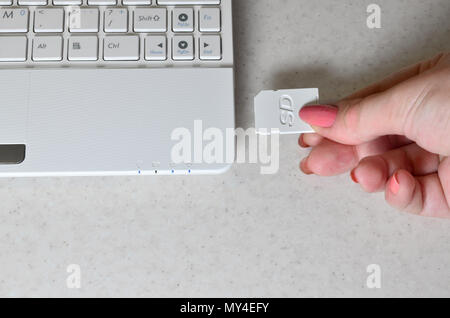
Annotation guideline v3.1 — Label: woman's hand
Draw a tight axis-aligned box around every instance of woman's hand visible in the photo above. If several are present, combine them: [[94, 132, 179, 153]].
[[298, 52, 450, 218]]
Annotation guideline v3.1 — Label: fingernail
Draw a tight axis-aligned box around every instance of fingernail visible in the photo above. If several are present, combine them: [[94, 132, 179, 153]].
[[300, 158, 313, 175], [299, 105, 338, 128], [390, 172, 400, 195], [299, 134, 309, 148], [350, 169, 359, 184]]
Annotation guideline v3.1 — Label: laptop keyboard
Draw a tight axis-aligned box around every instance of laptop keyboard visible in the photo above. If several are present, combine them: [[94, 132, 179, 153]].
[[0, 0, 227, 63]]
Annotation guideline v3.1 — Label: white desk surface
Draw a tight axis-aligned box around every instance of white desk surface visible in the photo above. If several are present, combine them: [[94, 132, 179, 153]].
[[1, 0, 449, 297]]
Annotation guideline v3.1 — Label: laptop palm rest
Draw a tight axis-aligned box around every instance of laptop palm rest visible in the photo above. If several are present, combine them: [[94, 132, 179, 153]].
[[0, 72, 28, 164], [0, 68, 234, 176]]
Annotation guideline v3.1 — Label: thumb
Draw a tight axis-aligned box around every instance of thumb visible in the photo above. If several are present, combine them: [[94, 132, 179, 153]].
[[299, 90, 403, 145], [299, 67, 448, 154]]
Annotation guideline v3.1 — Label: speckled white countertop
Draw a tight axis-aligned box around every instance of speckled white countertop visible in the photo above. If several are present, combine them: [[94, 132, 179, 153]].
[[1, 0, 450, 297]]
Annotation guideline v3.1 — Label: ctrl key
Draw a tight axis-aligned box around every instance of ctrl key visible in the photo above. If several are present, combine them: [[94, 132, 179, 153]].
[[0, 36, 27, 62], [104, 35, 139, 61]]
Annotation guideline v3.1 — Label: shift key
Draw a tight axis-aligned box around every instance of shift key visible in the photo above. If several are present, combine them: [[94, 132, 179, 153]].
[[104, 36, 139, 61]]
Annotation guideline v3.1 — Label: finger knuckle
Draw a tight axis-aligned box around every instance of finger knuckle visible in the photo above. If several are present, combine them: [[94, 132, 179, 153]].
[[339, 100, 362, 137]]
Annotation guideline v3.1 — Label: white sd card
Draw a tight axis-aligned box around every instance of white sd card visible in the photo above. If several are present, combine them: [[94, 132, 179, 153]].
[[254, 88, 319, 135]]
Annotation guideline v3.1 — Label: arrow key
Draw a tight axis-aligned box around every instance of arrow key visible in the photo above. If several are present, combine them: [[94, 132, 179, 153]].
[[145, 35, 167, 61], [173, 35, 193, 60], [199, 35, 221, 61]]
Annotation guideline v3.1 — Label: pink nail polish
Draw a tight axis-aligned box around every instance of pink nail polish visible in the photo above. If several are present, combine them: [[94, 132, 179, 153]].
[[299, 105, 338, 128], [390, 172, 400, 194]]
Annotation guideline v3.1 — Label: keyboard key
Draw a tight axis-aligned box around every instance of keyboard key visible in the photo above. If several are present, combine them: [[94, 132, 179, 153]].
[[34, 9, 64, 33], [88, 0, 117, 5], [199, 35, 221, 60], [69, 8, 99, 33], [0, 36, 27, 61], [33, 36, 63, 61], [104, 36, 139, 61], [158, 0, 219, 4], [199, 8, 221, 32], [104, 8, 128, 33], [19, 0, 47, 4], [172, 35, 194, 60], [134, 8, 167, 32], [123, 0, 151, 5], [68, 36, 98, 61], [0, 0, 12, 5], [53, 0, 82, 4], [145, 35, 167, 61], [172, 7, 194, 33], [0, 9, 29, 33]]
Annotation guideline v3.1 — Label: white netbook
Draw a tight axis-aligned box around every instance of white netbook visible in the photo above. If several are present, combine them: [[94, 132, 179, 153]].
[[0, 0, 234, 176]]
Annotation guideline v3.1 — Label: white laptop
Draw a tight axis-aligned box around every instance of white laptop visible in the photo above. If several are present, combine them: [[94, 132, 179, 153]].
[[0, 0, 235, 176]]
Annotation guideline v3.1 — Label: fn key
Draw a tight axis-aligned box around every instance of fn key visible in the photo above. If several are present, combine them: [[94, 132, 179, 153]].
[[199, 35, 221, 60], [0, 36, 27, 62]]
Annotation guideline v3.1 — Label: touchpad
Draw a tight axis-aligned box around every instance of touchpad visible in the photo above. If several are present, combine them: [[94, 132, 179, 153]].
[[0, 71, 28, 164]]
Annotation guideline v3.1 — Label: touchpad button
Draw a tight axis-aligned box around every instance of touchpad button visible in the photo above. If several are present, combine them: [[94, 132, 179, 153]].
[[0, 145, 26, 164]]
